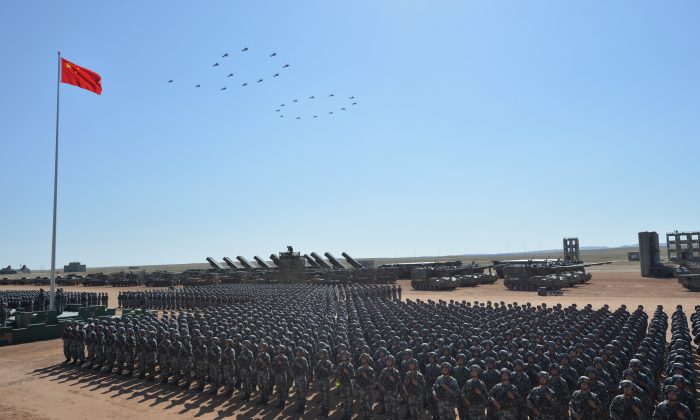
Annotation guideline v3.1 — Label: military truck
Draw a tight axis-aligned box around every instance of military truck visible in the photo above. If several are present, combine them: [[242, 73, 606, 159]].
[[410, 267, 459, 291]]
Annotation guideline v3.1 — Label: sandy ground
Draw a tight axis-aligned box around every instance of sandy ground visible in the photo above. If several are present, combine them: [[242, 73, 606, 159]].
[[0, 270, 695, 419]]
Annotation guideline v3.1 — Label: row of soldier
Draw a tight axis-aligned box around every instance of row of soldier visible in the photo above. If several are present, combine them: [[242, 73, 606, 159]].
[[117, 283, 402, 310], [0, 289, 108, 315], [59, 283, 694, 419]]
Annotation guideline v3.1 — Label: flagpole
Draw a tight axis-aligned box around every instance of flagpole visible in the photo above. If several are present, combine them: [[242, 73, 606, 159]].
[[49, 51, 61, 311]]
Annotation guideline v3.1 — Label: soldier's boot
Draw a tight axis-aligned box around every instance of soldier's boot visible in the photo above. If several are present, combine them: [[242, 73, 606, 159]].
[[257, 395, 267, 405], [77, 360, 83, 367], [226, 388, 234, 398], [197, 382, 205, 392]]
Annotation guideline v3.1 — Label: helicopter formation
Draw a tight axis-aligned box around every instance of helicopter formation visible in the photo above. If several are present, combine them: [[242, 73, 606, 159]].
[[166, 46, 359, 120], [167, 47, 290, 90]]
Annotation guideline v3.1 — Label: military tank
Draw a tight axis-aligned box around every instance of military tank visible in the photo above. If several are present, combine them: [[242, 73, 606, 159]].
[[502, 260, 605, 291], [676, 262, 700, 291], [410, 267, 459, 291]]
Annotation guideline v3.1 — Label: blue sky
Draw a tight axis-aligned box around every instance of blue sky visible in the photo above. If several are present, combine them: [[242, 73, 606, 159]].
[[1, 1, 698, 268]]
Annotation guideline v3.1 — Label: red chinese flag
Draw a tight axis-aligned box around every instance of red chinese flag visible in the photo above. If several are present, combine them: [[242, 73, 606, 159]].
[[61, 58, 102, 95]]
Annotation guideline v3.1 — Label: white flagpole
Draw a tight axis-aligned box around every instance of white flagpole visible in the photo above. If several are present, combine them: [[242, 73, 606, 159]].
[[49, 51, 61, 311]]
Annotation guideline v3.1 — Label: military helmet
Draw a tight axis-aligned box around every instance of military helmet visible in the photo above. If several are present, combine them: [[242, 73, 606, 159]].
[[665, 384, 678, 394], [469, 365, 482, 375], [628, 359, 641, 368], [500, 368, 511, 378], [537, 371, 550, 381], [386, 355, 395, 364], [578, 376, 590, 385], [620, 380, 634, 388]]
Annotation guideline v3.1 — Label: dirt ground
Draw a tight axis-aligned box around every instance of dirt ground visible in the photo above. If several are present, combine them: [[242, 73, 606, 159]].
[[0, 270, 695, 419]]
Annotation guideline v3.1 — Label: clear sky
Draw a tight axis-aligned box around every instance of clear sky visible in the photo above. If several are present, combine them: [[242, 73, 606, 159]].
[[1, 1, 698, 269]]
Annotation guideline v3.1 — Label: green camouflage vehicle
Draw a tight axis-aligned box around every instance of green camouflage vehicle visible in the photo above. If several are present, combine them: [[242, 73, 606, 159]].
[[410, 267, 459, 291]]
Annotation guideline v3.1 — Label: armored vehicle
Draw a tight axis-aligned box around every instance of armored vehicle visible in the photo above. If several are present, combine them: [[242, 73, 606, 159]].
[[676, 262, 700, 291], [502, 261, 603, 291], [410, 267, 459, 291]]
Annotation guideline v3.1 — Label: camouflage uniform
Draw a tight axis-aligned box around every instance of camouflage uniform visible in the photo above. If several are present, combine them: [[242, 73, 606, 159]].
[[159, 338, 171, 383], [136, 330, 147, 378], [194, 337, 208, 390], [527, 384, 557, 420], [291, 352, 309, 412], [355, 355, 375, 420], [180, 336, 194, 388], [463, 374, 490, 420], [336, 354, 355, 420], [569, 384, 602, 419], [145, 332, 158, 380], [315, 352, 334, 416], [208, 338, 222, 394], [255, 344, 271, 403], [379, 358, 402, 420], [236, 342, 254, 400], [272, 350, 289, 406], [222, 340, 237, 396], [490, 372, 519, 420], [433, 367, 460, 420], [404, 366, 425, 420], [169, 339, 182, 384], [609, 394, 643, 420]]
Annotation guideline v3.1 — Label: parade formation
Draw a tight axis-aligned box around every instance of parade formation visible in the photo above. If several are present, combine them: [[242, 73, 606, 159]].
[[57, 283, 696, 419]]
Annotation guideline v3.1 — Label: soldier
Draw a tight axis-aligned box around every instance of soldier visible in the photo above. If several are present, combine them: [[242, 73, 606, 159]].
[[453, 354, 470, 420], [356, 352, 376, 420], [336, 350, 355, 420], [404, 359, 425, 420], [62, 323, 73, 364], [463, 365, 489, 420], [569, 376, 602, 419], [146, 330, 158, 381], [651, 385, 693, 420], [114, 327, 126, 374], [291, 347, 309, 413], [208, 337, 222, 395], [222, 339, 237, 397], [315, 348, 334, 416], [85, 324, 96, 368], [0, 300, 7, 326], [169, 336, 181, 386], [136, 329, 147, 378], [271, 345, 288, 407], [433, 362, 460, 420], [378, 355, 402, 420], [237, 340, 254, 401], [609, 380, 643, 420], [512, 359, 531, 420], [179, 334, 193, 388], [194, 335, 208, 390], [548, 364, 570, 419], [74, 323, 86, 367], [527, 372, 557, 420], [426, 352, 442, 418], [159, 337, 171, 384], [255, 342, 271, 405], [490, 368, 519, 420]]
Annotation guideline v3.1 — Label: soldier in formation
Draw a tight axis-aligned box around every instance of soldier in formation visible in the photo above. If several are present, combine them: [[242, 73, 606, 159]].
[[55, 283, 695, 419]]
